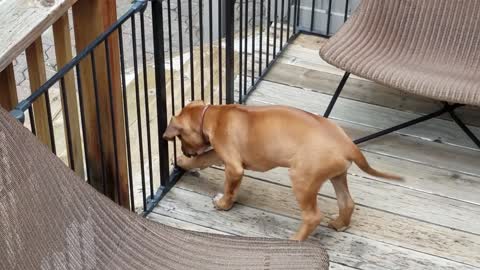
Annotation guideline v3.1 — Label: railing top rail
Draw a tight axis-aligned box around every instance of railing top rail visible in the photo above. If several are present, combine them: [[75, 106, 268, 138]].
[[0, 0, 78, 72]]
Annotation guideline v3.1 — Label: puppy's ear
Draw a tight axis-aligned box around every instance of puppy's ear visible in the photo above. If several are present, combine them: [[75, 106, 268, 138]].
[[163, 117, 181, 141]]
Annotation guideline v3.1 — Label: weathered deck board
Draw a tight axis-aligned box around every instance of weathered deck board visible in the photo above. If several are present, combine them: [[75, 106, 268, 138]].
[[178, 169, 480, 267], [148, 212, 230, 235], [264, 62, 480, 127], [153, 188, 477, 270], [279, 44, 368, 81]]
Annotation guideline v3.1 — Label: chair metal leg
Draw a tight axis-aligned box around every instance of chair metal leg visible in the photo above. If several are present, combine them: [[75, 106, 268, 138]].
[[324, 72, 350, 118], [324, 72, 479, 149], [353, 103, 463, 145], [448, 110, 480, 148]]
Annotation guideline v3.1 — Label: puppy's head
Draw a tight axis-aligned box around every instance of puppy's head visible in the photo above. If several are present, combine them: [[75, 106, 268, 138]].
[[163, 100, 210, 157]]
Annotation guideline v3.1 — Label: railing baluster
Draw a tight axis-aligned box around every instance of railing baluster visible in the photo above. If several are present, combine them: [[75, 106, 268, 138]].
[[273, 0, 278, 57], [118, 27, 135, 211], [28, 108, 36, 135], [167, 0, 175, 99], [344, 0, 349, 22], [166, 0, 178, 165], [218, 0, 223, 104], [239, 0, 243, 103], [266, 0, 271, 65], [177, 0, 185, 107], [295, 0, 300, 32], [90, 51, 107, 194], [199, 0, 205, 100], [75, 65, 91, 182], [251, 0, 256, 86], [327, 0, 333, 35], [259, 0, 264, 77], [131, 16, 147, 211], [293, 0, 298, 34], [151, 0, 170, 189], [280, 0, 285, 46], [140, 11, 154, 200], [225, 0, 235, 104], [243, 0, 248, 94], [286, 0, 292, 38], [188, 0, 195, 100], [209, 0, 214, 105], [60, 77, 74, 171], [44, 92, 56, 155], [310, 0, 316, 32], [104, 39, 121, 204]]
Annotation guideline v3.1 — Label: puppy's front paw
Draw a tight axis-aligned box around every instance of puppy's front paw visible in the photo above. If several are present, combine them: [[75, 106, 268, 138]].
[[176, 155, 194, 170], [212, 193, 234, 211]]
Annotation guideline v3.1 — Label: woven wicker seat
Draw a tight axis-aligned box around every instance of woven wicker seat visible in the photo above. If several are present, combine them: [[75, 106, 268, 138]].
[[319, 0, 480, 147], [0, 108, 329, 270], [320, 0, 480, 106]]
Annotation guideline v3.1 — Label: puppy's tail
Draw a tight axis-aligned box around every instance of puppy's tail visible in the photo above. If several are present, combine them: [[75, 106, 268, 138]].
[[351, 147, 403, 181]]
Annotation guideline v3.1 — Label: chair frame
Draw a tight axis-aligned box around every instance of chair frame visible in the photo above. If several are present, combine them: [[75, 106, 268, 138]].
[[324, 72, 480, 148]]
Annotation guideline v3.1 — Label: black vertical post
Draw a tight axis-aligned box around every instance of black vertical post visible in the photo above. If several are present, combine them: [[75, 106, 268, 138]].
[[218, 0, 223, 104], [344, 0, 349, 22], [225, 0, 235, 104], [310, 0, 316, 32], [326, 0, 333, 35], [188, 0, 195, 100], [151, 0, 170, 187]]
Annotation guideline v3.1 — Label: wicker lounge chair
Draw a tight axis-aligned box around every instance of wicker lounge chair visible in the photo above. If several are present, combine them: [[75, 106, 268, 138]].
[[320, 0, 480, 147], [0, 108, 329, 269]]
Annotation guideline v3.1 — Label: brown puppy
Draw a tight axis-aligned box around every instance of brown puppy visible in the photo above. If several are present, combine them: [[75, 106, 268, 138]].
[[163, 100, 402, 240]]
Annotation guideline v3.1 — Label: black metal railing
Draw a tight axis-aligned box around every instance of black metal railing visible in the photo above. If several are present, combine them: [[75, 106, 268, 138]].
[[12, 0, 353, 214], [12, 1, 157, 214], [296, 0, 357, 36], [237, 0, 300, 103]]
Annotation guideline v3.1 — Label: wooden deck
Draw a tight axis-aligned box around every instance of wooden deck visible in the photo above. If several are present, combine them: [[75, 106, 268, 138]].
[[153, 34, 480, 269]]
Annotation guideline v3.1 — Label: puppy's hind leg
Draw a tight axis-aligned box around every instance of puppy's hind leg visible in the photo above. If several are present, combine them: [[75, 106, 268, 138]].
[[289, 169, 326, 241], [328, 172, 355, 232]]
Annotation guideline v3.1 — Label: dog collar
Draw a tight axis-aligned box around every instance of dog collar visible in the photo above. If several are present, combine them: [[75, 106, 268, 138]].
[[200, 105, 211, 144]]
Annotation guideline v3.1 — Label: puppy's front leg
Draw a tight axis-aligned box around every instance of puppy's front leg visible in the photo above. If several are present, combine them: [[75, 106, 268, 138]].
[[213, 164, 244, 211], [177, 150, 223, 170]]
